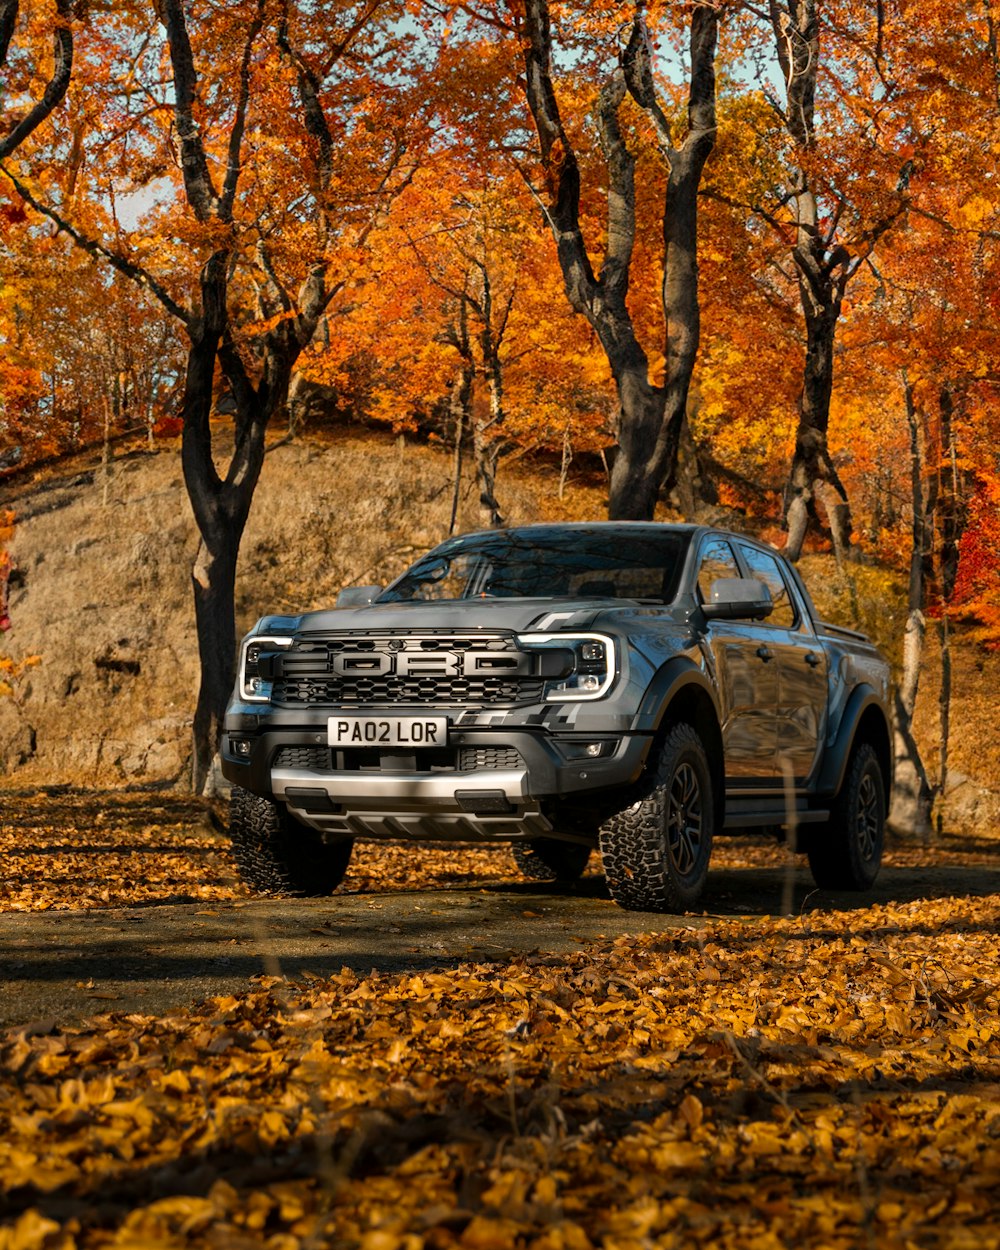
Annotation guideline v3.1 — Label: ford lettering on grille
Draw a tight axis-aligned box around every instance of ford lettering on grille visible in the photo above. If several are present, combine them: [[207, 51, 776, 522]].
[[332, 650, 530, 677], [272, 634, 545, 707]]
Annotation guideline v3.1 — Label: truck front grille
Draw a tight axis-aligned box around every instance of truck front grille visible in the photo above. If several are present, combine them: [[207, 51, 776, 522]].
[[271, 633, 545, 707]]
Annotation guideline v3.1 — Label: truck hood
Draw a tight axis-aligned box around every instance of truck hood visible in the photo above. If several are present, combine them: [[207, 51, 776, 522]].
[[260, 598, 621, 636]]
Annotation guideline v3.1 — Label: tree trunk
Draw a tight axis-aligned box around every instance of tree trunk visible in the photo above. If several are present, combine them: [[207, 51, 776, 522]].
[[190, 533, 239, 794], [672, 406, 718, 518], [607, 373, 669, 519], [937, 612, 951, 833], [558, 425, 572, 500], [178, 258, 275, 792], [475, 275, 508, 529], [769, 0, 855, 563], [448, 372, 468, 537], [520, 0, 717, 522], [891, 372, 934, 836], [784, 291, 852, 561], [934, 385, 962, 829]]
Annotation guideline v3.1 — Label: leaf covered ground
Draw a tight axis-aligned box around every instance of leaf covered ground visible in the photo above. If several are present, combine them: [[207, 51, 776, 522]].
[[1, 789, 994, 912], [1, 792, 998, 1249]]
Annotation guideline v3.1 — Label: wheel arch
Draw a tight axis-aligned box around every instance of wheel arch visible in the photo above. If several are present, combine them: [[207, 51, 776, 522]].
[[817, 686, 893, 813], [638, 660, 725, 829]]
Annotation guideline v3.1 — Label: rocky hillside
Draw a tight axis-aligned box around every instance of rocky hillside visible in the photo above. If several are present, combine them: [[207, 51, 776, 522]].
[[1, 428, 997, 834]]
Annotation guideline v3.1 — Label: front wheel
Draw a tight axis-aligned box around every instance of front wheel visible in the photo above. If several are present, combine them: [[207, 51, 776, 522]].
[[229, 787, 354, 896], [599, 723, 714, 912], [807, 742, 885, 891], [511, 838, 592, 883]]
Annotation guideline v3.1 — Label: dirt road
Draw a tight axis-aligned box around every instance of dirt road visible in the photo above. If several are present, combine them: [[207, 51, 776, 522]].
[[3, 843, 996, 1030]]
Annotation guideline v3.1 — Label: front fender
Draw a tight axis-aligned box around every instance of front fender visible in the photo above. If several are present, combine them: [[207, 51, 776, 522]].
[[631, 655, 720, 734]]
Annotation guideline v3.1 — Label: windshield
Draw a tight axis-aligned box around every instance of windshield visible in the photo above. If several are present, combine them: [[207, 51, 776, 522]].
[[379, 527, 691, 604]]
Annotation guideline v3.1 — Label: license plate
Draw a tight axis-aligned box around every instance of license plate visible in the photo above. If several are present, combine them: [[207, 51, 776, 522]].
[[327, 716, 448, 748]]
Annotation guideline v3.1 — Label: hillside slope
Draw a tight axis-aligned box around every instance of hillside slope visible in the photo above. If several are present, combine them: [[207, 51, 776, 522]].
[[1, 430, 997, 835], [0, 430, 605, 788]]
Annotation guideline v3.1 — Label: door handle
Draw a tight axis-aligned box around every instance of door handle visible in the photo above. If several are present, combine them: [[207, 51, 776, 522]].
[[804, 651, 821, 668], [756, 645, 772, 662]]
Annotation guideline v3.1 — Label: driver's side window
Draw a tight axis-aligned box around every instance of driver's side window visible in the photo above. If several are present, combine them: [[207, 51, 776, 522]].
[[697, 538, 739, 602]]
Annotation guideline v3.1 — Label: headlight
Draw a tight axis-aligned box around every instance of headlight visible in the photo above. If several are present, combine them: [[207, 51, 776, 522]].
[[517, 632, 616, 701], [238, 635, 293, 702]]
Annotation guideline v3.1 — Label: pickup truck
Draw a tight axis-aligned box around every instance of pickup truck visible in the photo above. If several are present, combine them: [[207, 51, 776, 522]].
[[221, 522, 893, 912]]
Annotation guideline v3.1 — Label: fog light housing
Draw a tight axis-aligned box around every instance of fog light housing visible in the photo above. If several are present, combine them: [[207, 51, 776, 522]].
[[556, 738, 617, 761], [232, 737, 252, 758]]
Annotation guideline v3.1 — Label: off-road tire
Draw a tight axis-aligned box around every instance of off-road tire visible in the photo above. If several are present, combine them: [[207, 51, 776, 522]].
[[599, 723, 714, 912], [229, 787, 354, 896], [511, 838, 592, 883], [807, 742, 885, 891]]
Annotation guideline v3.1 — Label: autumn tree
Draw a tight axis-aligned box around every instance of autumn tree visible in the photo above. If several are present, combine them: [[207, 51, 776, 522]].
[[511, 0, 719, 520], [6, 0, 420, 790], [300, 154, 613, 531], [1, 224, 184, 462], [729, 0, 915, 559]]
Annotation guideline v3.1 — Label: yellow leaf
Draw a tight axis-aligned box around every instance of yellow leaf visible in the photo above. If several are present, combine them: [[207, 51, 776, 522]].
[[0, 1209, 61, 1250]]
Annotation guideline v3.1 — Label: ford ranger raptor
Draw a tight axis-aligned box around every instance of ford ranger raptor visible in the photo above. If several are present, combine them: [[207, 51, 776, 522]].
[[221, 523, 893, 912]]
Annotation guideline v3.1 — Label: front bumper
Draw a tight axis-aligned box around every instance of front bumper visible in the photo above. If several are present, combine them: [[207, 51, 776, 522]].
[[221, 708, 652, 842]]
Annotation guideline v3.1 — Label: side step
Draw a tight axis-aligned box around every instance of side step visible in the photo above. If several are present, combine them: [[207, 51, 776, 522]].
[[723, 797, 829, 830]]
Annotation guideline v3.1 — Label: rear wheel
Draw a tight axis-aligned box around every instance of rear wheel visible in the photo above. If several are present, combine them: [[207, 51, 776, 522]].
[[511, 838, 592, 883], [229, 787, 354, 896], [599, 723, 714, 912], [807, 742, 885, 890]]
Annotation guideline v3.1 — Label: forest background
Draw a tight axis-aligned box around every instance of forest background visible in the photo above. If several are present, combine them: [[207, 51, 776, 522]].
[[2, 0, 1000, 833]]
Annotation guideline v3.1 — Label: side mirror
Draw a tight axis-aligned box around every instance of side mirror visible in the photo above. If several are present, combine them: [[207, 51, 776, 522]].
[[336, 585, 382, 607], [701, 577, 773, 621]]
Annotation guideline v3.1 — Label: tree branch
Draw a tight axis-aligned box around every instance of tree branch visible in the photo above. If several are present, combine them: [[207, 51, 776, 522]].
[[160, 0, 220, 221], [621, 13, 674, 153], [594, 68, 635, 304], [278, 6, 334, 196], [219, 0, 266, 221], [0, 165, 193, 326], [0, 0, 16, 67], [518, 0, 597, 313], [0, 0, 74, 161]]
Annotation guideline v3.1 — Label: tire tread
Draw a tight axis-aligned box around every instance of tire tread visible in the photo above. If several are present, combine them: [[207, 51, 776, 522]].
[[599, 723, 713, 913], [229, 787, 353, 896]]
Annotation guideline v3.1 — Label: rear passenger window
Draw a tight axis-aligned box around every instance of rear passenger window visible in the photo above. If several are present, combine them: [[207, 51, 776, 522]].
[[737, 545, 796, 629], [697, 538, 739, 602]]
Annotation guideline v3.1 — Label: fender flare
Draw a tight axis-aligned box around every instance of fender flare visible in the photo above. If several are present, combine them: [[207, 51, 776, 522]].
[[815, 683, 893, 803], [633, 655, 721, 732], [633, 656, 725, 821]]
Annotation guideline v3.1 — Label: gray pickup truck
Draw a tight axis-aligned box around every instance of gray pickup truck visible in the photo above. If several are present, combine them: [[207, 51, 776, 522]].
[[222, 523, 892, 912]]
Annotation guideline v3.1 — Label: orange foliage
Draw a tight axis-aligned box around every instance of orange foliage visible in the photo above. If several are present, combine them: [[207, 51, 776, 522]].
[[0, 0, 998, 602]]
